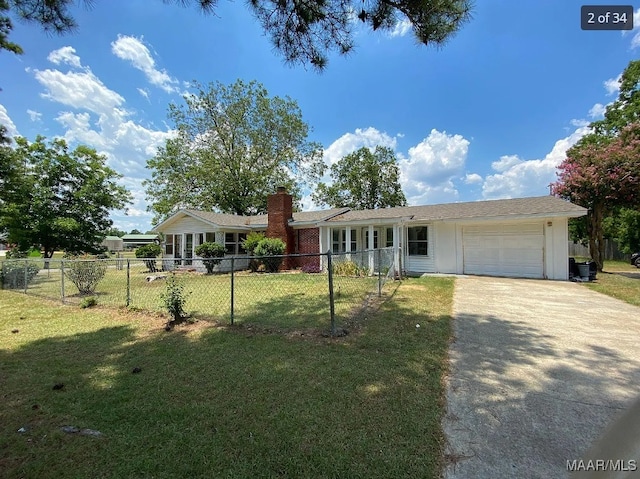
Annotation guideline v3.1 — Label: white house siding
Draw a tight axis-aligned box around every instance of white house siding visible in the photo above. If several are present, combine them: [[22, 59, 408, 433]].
[[403, 223, 435, 274], [433, 222, 457, 274], [544, 217, 569, 280]]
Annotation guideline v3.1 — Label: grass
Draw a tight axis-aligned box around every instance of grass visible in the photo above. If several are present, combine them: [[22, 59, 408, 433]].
[[0, 276, 454, 479], [3, 258, 389, 332], [582, 259, 640, 307]]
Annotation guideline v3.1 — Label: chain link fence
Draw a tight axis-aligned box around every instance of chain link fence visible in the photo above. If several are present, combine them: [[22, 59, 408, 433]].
[[1, 248, 400, 335]]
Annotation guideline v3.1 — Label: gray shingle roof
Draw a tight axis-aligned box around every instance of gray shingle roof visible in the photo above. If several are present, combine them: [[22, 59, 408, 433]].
[[185, 210, 258, 227], [326, 196, 587, 223], [185, 208, 350, 227]]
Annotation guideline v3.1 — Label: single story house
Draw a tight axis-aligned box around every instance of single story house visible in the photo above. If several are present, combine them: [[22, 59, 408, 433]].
[[153, 187, 587, 280], [122, 234, 160, 250]]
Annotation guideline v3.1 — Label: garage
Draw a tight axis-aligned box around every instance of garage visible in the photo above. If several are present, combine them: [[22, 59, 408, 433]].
[[462, 222, 545, 278]]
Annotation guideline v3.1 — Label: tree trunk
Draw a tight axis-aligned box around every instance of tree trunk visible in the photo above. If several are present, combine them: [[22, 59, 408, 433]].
[[588, 204, 605, 272]]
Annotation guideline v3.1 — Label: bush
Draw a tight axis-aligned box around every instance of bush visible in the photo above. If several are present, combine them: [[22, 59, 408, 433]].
[[135, 244, 162, 272], [161, 273, 190, 325], [64, 255, 107, 295], [194, 242, 226, 274], [333, 260, 367, 277], [254, 238, 286, 273], [0, 260, 40, 289], [80, 296, 98, 308], [243, 232, 265, 272]]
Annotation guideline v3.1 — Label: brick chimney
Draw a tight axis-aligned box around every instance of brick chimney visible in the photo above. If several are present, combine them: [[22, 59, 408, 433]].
[[266, 187, 295, 268]]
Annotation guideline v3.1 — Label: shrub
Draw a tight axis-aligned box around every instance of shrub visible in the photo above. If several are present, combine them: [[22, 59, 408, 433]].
[[333, 260, 367, 277], [161, 273, 190, 325], [254, 238, 286, 273], [64, 255, 108, 295], [194, 242, 226, 274], [0, 260, 40, 289], [243, 232, 265, 272], [135, 244, 162, 272], [5, 248, 28, 259], [80, 296, 98, 308]]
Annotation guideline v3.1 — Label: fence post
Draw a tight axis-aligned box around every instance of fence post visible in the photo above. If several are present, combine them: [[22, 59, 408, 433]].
[[327, 250, 336, 336], [24, 259, 28, 294], [230, 257, 235, 325], [126, 259, 131, 307], [61, 259, 65, 304], [377, 248, 382, 297]]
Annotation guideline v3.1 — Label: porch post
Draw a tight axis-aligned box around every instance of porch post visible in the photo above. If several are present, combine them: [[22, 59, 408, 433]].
[[345, 227, 351, 261], [368, 225, 374, 273], [393, 224, 400, 278]]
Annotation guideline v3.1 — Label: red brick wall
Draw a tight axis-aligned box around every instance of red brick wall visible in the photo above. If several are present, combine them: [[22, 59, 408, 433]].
[[296, 228, 320, 271], [266, 187, 295, 269]]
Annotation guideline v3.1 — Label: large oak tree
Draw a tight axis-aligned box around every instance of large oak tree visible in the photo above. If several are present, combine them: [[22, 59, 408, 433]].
[[0, 135, 132, 258], [145, 79, 324, 223], [1, 0, 473, 70]]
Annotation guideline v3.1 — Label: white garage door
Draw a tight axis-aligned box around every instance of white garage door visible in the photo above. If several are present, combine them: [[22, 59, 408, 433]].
[[463, 223, 544, 278]]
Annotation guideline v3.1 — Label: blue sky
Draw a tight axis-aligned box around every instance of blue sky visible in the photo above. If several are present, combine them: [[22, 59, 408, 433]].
[[0, 1, 638, 232]]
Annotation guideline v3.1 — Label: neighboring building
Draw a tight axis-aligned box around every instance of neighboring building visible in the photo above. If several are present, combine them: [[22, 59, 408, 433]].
[[153, 188, 587, 280], [122, 234, 160, 250], [102, 235, 124, 252]]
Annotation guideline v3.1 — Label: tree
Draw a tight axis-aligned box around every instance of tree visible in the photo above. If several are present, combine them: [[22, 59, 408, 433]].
[[1, 0, 22, 55], [553, 59, 640, 271], [0, 0, 472, 70], [130, 229, 142, 235], [0, 135, 132, 258], [135, 243, 162, 272], [553, 122, 640, 271], [145, 79, 324, 223], [105, 227, 126, 237], [313, 146, 407, 210]]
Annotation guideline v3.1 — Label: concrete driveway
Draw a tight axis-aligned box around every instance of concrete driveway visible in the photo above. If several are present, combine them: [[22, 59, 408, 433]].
[[443, 276, 640, 479]]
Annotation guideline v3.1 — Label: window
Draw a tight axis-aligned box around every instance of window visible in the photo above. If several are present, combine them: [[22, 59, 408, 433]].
[[385, 228, 394, 248], [408, 226, 428, 256], [364, 229, 378, 250], [332, 229, 345, 253], [350, 229, 357, 252], [165, 234, 174, 255], [205, 232, 216, 243], [223, 232, 247, 255]]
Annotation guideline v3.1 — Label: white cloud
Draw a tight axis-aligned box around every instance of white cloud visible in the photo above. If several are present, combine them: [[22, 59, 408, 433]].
[[588, 103, 606, 119], [26, 109, 42, 122], [464, 173, 483, 185], [137, 88, 150, 100], [33, 67, 126, 115], [481, 126, 590, 199], [323, 127, 398, 167], [626, 8, 640, 48], [47, 46, 82, 68], [30, 46, 177, 231], [491, 154, 522, 172], [389, 18, 412, 38], [111, 35, 180, 93], [604, 74, 621, 96], [570, 118, 589, 127], [398, 129, 470, 205], [0, 104, 19, 137]]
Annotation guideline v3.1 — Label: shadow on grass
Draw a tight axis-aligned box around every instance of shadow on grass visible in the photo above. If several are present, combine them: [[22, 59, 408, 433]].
[[443, 308, 640, 478], [0, 278, 451, 479]]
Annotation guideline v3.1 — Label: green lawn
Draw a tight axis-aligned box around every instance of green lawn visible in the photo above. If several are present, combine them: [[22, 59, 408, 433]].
[[583, 259, 640, 307], [7, 261, 387, 332], [0, 276, 454, 479]]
